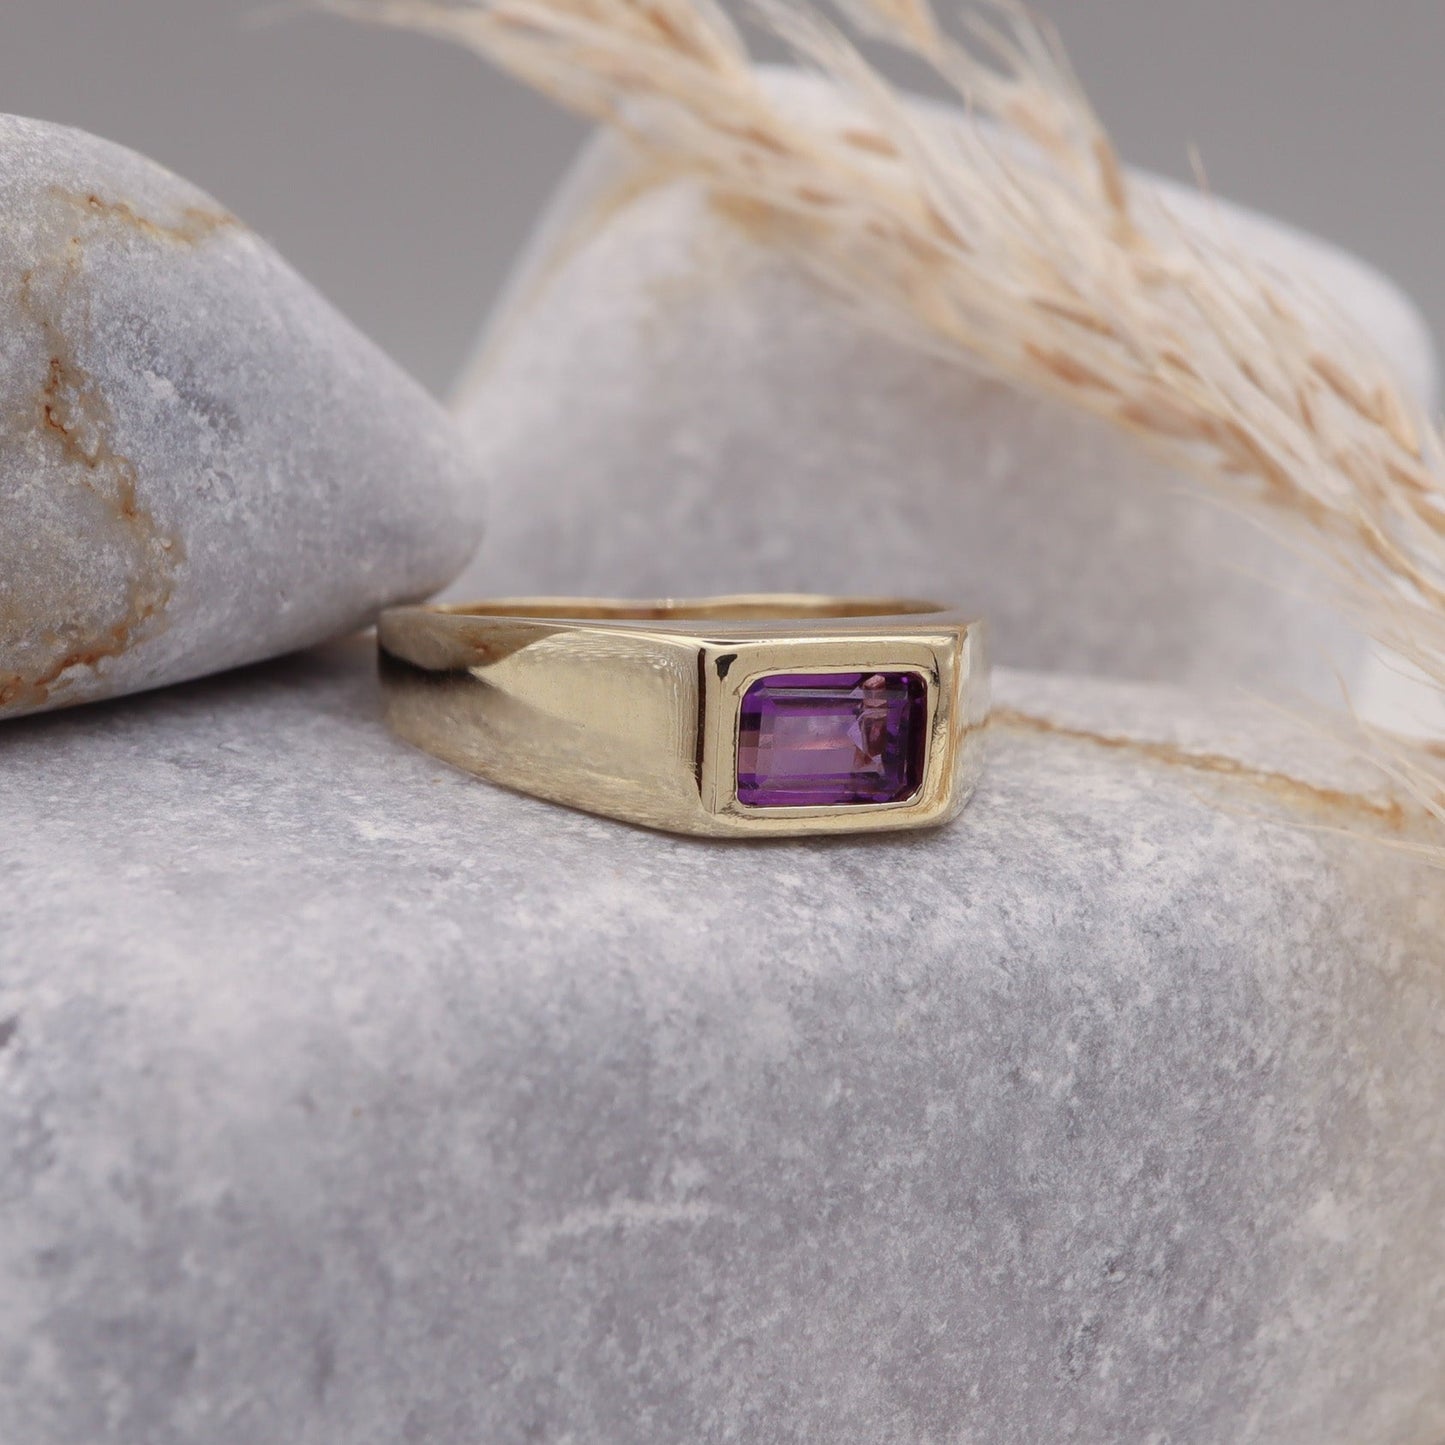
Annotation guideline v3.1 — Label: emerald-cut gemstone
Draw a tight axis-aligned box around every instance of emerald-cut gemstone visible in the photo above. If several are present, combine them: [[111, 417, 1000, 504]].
[[736, 671, 927, 807]]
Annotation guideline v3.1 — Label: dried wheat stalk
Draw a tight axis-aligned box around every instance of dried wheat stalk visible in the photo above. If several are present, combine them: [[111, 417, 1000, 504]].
[[340, 0, 1445, 858]]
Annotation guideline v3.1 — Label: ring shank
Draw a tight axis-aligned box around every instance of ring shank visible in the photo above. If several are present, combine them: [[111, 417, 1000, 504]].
[[412, 595, 955, 623]]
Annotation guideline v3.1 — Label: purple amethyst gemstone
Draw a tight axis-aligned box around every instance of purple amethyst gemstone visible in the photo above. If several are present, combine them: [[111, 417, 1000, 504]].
[[736, 671, 928, 808]]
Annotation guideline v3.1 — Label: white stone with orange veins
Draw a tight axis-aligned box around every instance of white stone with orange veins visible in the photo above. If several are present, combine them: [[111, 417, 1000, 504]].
[[0, 114, 486, 718]]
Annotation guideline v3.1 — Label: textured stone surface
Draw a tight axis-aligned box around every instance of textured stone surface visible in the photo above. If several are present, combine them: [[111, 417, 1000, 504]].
[[0, 113, 485, 719], [0, 641, 1441, 1445], [3, 73, 1443, 1445], [453, 70, 1437, 704]]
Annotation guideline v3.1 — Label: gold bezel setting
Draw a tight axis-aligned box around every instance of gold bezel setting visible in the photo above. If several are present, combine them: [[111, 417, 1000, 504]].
[[701, 642, 960, 834]]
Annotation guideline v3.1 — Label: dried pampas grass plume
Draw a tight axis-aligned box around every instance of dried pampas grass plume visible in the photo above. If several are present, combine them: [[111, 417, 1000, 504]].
[[339, 0, 1445, 861]]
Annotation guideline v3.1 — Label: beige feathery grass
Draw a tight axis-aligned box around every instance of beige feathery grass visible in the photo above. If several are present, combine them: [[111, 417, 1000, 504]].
[[341, 0, 1445, 859]]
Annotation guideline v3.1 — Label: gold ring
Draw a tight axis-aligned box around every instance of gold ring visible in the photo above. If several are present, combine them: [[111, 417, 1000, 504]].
[[377, 596, 989, 838]]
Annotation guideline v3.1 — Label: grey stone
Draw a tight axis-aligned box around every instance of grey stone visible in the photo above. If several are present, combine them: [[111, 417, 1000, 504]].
[[0, 643, 1441, 1445], [452, 70, 1436, 704], [4, 75, 1443, 1445], [0, 113, 486, 720]]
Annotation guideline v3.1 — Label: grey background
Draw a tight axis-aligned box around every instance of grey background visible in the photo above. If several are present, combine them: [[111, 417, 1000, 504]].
[[1, 0, 1440, 397]]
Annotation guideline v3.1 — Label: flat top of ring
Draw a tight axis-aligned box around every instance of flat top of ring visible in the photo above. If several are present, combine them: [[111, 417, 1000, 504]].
[[397, 595, 957, 624]]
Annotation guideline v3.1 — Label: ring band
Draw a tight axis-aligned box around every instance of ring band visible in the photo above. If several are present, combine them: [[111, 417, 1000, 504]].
[[377, 596, 989, 838]]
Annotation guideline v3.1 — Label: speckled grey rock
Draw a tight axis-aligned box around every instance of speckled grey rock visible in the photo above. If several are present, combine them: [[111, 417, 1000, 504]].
[[4, 77, 1443, 1445], [0, 114, 485, 719], [453, 70, 1436, 704], [0, 641, 1441, 1445]]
